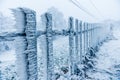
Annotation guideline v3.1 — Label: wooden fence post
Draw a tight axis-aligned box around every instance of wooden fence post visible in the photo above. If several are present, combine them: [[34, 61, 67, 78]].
[[79, 21, 82, 62], [69, 17, 75, 76], [83, 23, 86, 55], [45, 13, 54, 80], [88, 24, 91, 48], [93, 24, 95, 47], [75, 19, 79, 63], [22, 8, 38, 80], [86, 23, 89, 52], [88, 23, 90, 49], [94, 24, 97, 47], [90, 24, 92, 48], [91, 24, 94, 47]]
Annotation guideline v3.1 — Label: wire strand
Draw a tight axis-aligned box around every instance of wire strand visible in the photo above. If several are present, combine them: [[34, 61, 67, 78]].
[[69, 0, 99, 19], [89, 0, 104, 18]]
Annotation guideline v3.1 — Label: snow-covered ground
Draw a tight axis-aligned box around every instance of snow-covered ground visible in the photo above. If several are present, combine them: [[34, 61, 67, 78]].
[[87, 29, 120, 80], [1, 28, 120, 80], [0, 43, 17, 80]]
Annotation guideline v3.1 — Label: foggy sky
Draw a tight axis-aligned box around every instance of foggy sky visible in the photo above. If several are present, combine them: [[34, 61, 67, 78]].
[[0, 0, 120, 22]]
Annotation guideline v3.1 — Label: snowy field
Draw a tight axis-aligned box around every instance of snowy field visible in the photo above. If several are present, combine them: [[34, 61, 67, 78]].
[[0, 49, 17, 80], [86, 29, 120, 80]]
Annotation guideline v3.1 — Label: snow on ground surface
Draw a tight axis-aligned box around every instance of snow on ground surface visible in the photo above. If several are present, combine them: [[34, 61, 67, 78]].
[[0, 49, 17, 80], [87, 29, 120, 80], [1, 29, 120, 80]]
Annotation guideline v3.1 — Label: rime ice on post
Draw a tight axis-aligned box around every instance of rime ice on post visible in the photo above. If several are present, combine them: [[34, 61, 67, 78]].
[[12, 8, 37, 80], [23, 8, 37, 80], [12, 8, 28, 80], [69, 17, 75, 76], [88, 24, 91, 48], [75, 19, 79, 63], [90, 24, 93, 47], [45, 13, 54, 80], [79, 21, 82, 63], [83, 23, 86, 55], [86, 23, 88, 52]]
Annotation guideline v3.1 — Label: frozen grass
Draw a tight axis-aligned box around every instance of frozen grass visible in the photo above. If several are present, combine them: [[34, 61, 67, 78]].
[[87, 29, 120, 80]]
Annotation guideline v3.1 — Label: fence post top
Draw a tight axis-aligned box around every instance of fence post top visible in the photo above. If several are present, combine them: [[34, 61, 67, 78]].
[[83, 22, 87, 26], [12, 7, 36, 14], [69, 17, 74, 21], [11, 7, 36, 18], [75, 19, 78, 21], [44, 12, 52, 25], [45, 12, 52, 18]]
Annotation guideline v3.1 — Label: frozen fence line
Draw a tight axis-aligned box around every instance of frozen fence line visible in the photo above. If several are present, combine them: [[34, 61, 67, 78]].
[[0, 8, 112, 80]]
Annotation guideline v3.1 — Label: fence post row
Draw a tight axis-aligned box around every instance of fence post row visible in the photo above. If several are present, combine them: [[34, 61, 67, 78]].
[[7, 9, 111, 80]]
